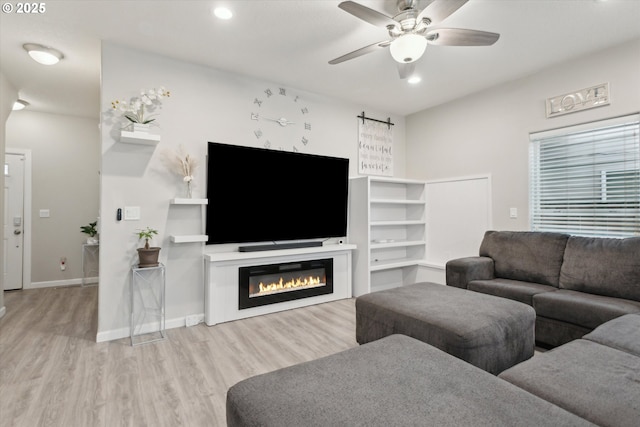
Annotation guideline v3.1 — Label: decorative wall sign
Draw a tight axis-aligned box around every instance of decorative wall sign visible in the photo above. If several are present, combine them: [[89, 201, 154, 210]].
[[358, 113, 393, 176], [546, 83, 610, 118], [250, 87, 311, 151]]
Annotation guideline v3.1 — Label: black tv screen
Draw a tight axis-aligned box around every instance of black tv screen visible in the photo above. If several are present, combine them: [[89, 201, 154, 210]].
[[206, 142, 349, 245]]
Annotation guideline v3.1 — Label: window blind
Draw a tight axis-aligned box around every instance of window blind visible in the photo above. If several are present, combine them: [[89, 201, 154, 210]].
[[529, 114, 640, 237]]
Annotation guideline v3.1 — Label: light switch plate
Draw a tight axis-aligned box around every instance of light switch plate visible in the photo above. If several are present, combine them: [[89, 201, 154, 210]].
[[510, 207, 518, 219], [39, 209, 50, 218], [124, 206, 141, 220]]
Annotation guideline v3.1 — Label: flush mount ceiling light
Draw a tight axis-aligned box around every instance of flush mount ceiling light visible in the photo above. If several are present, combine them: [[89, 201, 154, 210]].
[[213, 6, 233, 20], [23, 43, 64, 65], [13, 99, 29, 111], [389, 34, 427, 64]]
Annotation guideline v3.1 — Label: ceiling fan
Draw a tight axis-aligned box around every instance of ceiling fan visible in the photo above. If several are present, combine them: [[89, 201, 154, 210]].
[[329, 0, 500, 79]]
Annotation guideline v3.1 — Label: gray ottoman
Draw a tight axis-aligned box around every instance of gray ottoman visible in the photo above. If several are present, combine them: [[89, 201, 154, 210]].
[[227, 335, 593, 427], [356, 282, 535, 374]]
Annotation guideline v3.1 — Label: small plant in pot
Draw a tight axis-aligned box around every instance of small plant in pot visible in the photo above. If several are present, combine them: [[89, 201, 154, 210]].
[[80, 221, 99, 244], [136, 227, 160, 267]]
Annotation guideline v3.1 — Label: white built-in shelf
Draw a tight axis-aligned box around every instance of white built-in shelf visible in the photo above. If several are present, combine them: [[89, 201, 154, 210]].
[[371, 199, 425, 205], [170, 235, 208, 243], [349, 176, 428, 296], [370, 259, 424, 272], [371, 220, 425, 227], [119, 130, 161, 145], [371, 240, 426, 249], [170, 198, 208, 205]]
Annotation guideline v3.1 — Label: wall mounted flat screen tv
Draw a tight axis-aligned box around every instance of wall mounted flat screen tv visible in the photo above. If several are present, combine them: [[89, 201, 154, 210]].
[[206, 142, 349, 247]]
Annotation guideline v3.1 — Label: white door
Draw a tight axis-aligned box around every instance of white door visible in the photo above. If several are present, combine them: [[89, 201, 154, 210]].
[[4, 153, 25, 290]]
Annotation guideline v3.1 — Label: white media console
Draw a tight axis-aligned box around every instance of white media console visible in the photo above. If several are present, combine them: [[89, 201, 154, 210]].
[[204, 244, 356, 325]]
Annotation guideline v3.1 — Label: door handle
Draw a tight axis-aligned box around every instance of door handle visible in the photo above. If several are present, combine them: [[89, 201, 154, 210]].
[[14, 229, 21, 235]]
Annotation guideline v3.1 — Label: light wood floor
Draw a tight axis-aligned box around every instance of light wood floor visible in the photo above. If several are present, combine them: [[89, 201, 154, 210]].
[[0, 286, 358, 427]]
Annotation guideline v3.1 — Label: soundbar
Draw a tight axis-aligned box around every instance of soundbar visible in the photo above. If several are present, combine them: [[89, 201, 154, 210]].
[[239, 241, 323, 252]]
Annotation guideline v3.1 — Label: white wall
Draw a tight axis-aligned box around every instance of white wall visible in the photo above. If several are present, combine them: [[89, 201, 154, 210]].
[[0, 71, 19, 317], [98, 42, 406, 340], [6, 110, 100, 285], [407, 39, 640, 242]]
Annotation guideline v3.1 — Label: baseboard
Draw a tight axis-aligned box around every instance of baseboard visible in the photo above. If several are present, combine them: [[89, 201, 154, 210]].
[[0, 305, 6, 319], [28, 277, 97, 289], [96, 313, 205, 343], [416, 262, 446, 285]]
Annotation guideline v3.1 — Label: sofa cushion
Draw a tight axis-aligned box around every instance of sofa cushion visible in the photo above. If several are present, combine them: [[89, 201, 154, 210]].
[[559, 235, 640, 301], [469, 278, 557, 306], [535, 316, 591, 348], [479, 231, 569, 287], [583, 313, 640, 357], [499, 339, 640, 427], [227, 334, 594, 427], [533, 289, 640, 329]]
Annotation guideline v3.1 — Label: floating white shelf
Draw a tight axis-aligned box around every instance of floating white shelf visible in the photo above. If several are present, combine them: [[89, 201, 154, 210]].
[[170, 235, 208, 243], [170, 198, 208, 205], [120, 130, 161, 145], [169, 198, 209, 244]]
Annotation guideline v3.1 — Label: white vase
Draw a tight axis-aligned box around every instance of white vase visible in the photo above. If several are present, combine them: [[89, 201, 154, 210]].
[[131, 123, 150, 133]]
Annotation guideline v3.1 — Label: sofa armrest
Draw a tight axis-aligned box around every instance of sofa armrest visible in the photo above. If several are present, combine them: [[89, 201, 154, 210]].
[[446, 257, 495, 289]]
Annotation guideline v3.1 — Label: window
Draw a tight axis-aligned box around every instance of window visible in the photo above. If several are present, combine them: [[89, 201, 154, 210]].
[[529, 114, 640, 237]]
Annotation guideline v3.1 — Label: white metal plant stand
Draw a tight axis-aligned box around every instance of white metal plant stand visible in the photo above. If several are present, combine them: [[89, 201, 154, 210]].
[[131, 263, 166, 346]]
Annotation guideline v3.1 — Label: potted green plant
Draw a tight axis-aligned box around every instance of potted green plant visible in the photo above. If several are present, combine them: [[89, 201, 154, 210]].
[[80, 221, 99, 244], [136, 227, 160, 267]]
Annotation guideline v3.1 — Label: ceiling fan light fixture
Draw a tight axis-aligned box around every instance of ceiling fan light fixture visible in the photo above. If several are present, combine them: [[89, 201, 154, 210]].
[[13, 99, 30, 111], [23, 43, 64, 65], [390, 34, 427, 63]]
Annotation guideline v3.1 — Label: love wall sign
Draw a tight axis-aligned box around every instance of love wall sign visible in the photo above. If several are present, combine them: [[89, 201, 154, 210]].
[[546, 83, 610, 118]]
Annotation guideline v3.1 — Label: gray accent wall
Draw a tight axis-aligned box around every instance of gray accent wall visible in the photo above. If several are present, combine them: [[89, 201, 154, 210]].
[[407, 38, 640, 241]]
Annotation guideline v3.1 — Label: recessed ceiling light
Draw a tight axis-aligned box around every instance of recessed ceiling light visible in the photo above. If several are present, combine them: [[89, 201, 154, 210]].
[[408, 76, 422, 84], [23, 43, 64, 65], [13, 99, 29, 111], [213, 7, 233, 20]]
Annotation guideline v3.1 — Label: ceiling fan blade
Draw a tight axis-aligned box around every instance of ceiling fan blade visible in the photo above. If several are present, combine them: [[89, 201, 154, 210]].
[[397, 62, 416, 80], [338, 1, 398, 29], [417, 0, 469, 24], [426, 28, 500, 46], [329, 40, 390, 65]]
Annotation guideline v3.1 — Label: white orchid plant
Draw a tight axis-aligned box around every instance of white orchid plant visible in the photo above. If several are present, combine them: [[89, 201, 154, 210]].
[[111, 86, 171, 125]]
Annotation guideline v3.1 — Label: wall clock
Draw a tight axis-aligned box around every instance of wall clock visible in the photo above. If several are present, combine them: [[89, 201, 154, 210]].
[[250, 87, 311, 151]]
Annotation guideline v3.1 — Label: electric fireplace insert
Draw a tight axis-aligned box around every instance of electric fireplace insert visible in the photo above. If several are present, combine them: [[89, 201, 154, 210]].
[[239, 259, 334, 309]]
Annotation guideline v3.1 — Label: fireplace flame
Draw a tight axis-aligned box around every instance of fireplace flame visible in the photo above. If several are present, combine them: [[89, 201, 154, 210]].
[[253, 275, 324, 297]]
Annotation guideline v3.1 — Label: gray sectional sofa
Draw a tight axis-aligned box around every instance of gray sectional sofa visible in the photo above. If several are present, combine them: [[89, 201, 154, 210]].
[[227, 314, 640, 426], [499, 313, 640, 427], [446, 231, 640, 347], [226, 231, 640, 426]]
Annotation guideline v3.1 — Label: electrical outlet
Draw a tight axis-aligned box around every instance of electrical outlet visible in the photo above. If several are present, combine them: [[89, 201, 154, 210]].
[[185, 315, 201, 327]]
